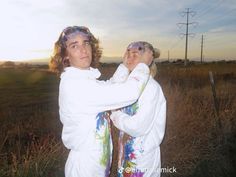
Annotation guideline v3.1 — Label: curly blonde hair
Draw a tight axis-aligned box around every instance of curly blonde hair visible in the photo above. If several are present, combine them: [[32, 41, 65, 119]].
[[49, 26, 102, 74], [149, 47, 160, 77]]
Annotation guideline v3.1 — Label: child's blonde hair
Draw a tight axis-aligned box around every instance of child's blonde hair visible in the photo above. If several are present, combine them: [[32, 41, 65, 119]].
[[148, 48, 160, 78]]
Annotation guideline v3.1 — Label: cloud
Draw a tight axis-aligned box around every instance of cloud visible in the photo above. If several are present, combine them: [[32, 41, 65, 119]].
[[208, 27, 225, 33], [0, 0, 235, 60]]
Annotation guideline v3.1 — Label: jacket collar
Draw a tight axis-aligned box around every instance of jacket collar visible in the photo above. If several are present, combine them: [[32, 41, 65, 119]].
[[61, 66, 101, 80]]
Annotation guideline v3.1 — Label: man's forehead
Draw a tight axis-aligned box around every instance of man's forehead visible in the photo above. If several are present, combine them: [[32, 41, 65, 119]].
[[66, 34, 89, 43]]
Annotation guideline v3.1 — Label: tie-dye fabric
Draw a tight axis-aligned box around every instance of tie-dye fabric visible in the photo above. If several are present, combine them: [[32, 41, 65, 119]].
[[118, 101, 145, 177], [110, 77, 166, 177], [59, 63, 150, 177], [95, 112, 112, 177]]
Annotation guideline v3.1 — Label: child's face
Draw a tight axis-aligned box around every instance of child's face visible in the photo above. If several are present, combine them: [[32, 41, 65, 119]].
[[125, 47, 153, 71], [65, 34, 92, 70], [125, 48, 142, 71]]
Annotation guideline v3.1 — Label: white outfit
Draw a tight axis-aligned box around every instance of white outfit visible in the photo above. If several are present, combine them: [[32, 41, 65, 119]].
[[111, 76, 166, 177], [58, 63, 149, 177]]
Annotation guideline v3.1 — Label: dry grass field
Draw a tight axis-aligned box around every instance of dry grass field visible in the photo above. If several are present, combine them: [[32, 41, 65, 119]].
[[0, 61, 235, 177]]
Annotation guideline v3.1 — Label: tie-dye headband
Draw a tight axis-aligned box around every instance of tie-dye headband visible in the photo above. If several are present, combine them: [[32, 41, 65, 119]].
[[60, 26, 92, 47], [127, 41, 155, 54], [127, 41, 145, 53]]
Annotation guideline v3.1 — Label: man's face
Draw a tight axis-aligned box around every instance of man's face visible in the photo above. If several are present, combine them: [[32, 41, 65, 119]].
[[65, 34, 92, 70]]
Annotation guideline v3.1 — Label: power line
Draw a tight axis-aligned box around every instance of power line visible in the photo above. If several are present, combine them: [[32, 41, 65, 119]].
[[169, 37, 184, 50], [210, 8, 236, 22], [191, 0, 206, 12], [194, 0, 225, 20], [177, 8, 198, 66]]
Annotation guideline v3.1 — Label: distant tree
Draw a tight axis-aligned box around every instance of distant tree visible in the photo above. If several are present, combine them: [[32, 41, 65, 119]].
[[18, 62, 29, 69], [1, 61, 15, 68]]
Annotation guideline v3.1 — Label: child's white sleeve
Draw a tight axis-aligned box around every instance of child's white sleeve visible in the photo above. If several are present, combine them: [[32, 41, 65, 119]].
[[110, 86, 166, 140]]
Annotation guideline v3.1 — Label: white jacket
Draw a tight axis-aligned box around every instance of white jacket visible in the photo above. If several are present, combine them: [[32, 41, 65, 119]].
[[59, 63, 149, 177], [111, 76, 166, 177]]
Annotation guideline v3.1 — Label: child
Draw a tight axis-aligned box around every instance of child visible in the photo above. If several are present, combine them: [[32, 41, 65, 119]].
[[111, 41, 166, 177]]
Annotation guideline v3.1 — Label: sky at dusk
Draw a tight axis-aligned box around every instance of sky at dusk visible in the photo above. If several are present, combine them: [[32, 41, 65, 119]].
[[0, 0, 236, 62]]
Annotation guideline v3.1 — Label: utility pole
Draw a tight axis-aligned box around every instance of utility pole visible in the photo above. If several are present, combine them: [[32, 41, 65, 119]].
[[184, 8, 190, 66], [168, 50, 170, 62], [200, 35, 204, 63], [177, 8, 197, 66]]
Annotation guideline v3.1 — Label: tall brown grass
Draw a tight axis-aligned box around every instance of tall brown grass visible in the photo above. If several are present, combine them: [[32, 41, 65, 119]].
[[0, 62, 235, 177], [155, 62, 236, 177], [0, 69, 67, 177], [103, 62, 236, 177]]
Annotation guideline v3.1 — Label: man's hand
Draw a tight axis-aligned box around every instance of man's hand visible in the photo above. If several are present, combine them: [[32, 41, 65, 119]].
[[138, 49, 153, 66], [122, 51, 129, 68]]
